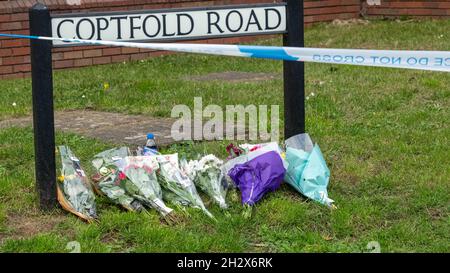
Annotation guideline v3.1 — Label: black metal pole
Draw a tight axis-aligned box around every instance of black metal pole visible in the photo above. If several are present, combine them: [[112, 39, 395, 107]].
[[283, 0, 305, 139], [29, 3, 57, 210]]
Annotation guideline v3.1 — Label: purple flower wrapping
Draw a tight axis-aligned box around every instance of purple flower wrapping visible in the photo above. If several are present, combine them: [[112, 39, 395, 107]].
[[228, 151, 285, 205]]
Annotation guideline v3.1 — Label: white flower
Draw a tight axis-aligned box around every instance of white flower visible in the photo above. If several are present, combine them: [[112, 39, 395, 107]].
[[198, 154, 222, 168], [81, 95, 86, 98], [12, 102, 17, 107], [310, 92, 315, 97], [184, 154, 223, 177], [306, 96, 310, 100]]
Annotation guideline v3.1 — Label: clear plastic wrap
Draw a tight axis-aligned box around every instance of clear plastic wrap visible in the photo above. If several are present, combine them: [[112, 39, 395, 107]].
[[182, 155, 228, 209], [156, 154, 213, 218], [58, 146, 97, 222], [114, 156, 174, 218], [91, 147, 145, 212]]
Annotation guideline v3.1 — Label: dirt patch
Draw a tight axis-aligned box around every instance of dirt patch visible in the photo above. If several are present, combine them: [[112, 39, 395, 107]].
[[333, 170, 361, 186], [1, 212, 66, 241], [187, 71, 281, 83], [100, 231, 122, 244], [426, 207, 447, 221]]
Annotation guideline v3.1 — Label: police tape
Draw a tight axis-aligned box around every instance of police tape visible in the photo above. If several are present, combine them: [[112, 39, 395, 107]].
[[1, 33, 449, 72]]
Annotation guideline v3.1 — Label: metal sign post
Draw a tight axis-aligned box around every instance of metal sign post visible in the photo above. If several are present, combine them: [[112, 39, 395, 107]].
[[29, 3, 57, 210], [283, 0, 305, 138], [28, 1, 304, 210]]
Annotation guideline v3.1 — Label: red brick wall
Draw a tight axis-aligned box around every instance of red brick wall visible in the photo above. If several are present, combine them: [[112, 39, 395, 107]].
[[0, 0, 363, 79], [365, 1, 450, 18], [305, 0, 360, 24], [0, 0, 253, 79]]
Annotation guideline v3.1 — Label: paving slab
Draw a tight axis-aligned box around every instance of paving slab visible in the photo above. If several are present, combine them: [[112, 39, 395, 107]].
[[0, 110, 248, 146], [0, 110, 176, 146]]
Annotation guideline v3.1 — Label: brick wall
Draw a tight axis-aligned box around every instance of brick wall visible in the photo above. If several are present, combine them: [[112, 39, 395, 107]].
[[0, 0, 448, 79], [0, 0, 363, 79], [305, 0, 360, 24], [365, 1, 450, 18]]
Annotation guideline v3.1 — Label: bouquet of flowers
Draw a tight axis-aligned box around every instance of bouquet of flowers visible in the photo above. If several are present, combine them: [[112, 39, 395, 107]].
[[57, 146, 97, 222], [91, 147, 145, 212], [114, 156, 177, 222], [284, 133, 335, 208], [156, 154, 213, 218], [182, 155, 228, 209], [228, 151, 285, 206], [225, 143, 287, 217], [222, 142, 287, 185]]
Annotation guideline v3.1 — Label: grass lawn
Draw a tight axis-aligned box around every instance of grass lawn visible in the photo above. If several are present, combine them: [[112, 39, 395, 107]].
[[0, 19, 449, 253]]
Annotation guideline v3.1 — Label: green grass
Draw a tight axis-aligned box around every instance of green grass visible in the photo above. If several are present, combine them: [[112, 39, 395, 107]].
[[0, 19, 449, 253]]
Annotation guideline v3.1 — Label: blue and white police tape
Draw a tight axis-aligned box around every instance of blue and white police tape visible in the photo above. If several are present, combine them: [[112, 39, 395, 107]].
[[1, 33, 449, 72]]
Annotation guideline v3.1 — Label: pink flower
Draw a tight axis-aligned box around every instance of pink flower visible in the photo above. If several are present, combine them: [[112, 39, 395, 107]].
[[118, 171, 126, 180], [226, 143, 243, 159]]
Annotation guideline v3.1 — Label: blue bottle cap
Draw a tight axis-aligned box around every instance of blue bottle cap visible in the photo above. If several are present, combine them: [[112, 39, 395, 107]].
[[146, 133, 154, 139]]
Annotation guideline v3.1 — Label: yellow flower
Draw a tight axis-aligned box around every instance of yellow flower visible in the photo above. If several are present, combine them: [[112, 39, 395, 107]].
[[103, 82, 110, 91], [58, 175, 65, 182]]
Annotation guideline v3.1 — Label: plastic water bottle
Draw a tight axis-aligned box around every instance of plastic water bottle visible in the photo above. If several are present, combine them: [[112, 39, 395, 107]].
[[143, 133, 158, 155]]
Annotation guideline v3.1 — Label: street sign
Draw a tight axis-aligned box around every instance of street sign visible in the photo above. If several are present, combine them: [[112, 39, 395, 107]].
[[51, 4, 286, 45]]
